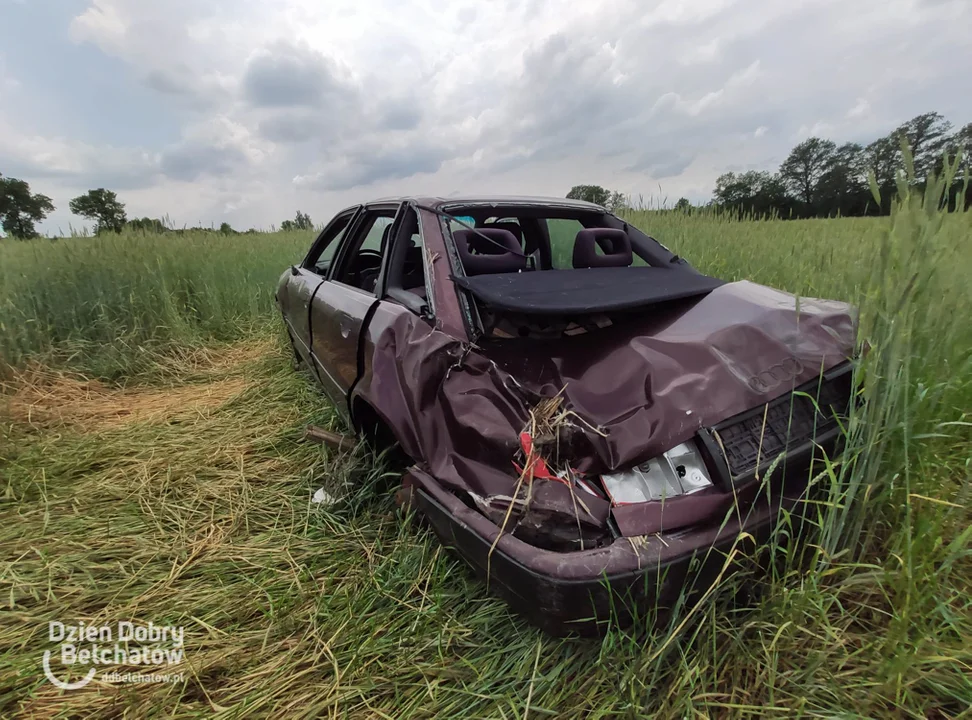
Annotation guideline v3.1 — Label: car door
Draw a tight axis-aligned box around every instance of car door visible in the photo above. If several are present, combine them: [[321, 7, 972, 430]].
[[280, 208, 360, 375], [308, 203, 402, 412]]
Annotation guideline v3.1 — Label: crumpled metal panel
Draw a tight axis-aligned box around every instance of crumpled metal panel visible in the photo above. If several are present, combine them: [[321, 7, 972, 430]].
[[353, 280, 856, 544]]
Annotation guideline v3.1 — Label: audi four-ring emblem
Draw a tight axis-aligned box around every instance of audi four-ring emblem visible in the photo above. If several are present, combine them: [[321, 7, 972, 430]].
[[748, 357, 804, 393]]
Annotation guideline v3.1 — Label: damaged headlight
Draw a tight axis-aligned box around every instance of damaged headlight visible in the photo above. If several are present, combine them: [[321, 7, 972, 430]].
[[602, 440, 713, 505]]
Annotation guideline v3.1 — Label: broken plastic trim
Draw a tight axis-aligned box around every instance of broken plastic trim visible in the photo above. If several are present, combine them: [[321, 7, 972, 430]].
[[602, 440, 714, 505]]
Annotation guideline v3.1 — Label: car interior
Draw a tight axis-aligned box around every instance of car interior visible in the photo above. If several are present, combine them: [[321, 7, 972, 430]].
[[447, 211, 645, 278], [328, 208, 426, 297], [439, 206, 715, 341], [336, 213, 394, 293], [305, 205, 656, 329]]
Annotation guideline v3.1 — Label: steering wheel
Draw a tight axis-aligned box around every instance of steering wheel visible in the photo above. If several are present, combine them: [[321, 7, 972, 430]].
[[356, 249, 383, 265], [351, 249, 383, 292]]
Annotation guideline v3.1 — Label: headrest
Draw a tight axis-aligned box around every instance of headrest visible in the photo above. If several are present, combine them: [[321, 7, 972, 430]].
[[572, 228, 632, 269], [482, 221, 523, 243], [454, 228, 527, 276], [483, 220, 541, 255]]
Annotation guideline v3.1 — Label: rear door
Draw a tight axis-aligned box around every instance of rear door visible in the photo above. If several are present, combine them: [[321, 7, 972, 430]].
[[309, 203, 402, 411], [281, 208, 359, 373]]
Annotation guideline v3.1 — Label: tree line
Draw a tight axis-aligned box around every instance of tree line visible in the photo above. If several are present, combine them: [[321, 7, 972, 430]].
[[711, 112, 970, 218], [569, 112, 969, 218], [0, 175, 317, 239]]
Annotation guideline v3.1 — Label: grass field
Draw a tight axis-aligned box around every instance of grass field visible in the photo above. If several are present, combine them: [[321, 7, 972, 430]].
[[1, 176, 970, 717]]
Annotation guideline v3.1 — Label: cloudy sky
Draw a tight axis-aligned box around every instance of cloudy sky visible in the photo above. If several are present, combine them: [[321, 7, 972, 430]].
[[1, 0, 969, 233]]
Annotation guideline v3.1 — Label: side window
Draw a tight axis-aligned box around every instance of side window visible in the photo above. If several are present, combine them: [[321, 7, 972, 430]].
[[332, 209, 397, 293], [304, 212, 354, 273], [360, 217, 393, 252], [384, 206, 432, 316], [397, 208, 426, 293], [546, 219, 584, 268]]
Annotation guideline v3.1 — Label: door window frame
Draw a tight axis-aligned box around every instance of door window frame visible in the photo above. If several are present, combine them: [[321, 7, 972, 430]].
[[301, 206, 361, 274], [381, 203, 435, 319], [328, 202, 403, 293]]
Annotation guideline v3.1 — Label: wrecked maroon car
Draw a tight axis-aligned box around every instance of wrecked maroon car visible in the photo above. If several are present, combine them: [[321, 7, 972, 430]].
[[276, 195, 856, 634]]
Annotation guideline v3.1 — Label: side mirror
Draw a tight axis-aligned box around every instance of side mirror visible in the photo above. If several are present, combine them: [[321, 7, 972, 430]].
[[290, 265, 300, 276]]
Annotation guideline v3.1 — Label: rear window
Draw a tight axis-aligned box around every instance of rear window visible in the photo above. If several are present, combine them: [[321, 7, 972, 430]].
[[443, 208, 650, 274], [546, 219, 584, 268]]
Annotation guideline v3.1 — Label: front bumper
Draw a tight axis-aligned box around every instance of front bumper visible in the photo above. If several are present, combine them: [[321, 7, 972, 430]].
[[407, 468, 819, 635], [405, 363, 852, 635]]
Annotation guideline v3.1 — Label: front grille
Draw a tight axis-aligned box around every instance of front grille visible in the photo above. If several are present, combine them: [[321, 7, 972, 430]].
[[711, 364, 852, 478]]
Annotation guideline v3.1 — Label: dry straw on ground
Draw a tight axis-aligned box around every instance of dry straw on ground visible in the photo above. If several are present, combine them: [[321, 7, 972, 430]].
[[4, 370, 250, 430]]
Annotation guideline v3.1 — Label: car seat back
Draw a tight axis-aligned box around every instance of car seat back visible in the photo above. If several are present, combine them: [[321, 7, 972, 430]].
[[572, 228, 632, 268], [454, 228, 527, 276]]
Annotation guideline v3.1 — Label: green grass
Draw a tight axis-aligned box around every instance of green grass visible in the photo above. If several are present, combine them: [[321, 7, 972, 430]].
[[0, 174, 970, 717], [0, 229, 313, 378]]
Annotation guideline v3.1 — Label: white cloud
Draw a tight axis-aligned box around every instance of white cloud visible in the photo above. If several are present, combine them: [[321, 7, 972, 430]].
[[0, 118, 159, 187], [848, 98, 871, 119], [160, 115, 272, 181], [0, 0, 969, 232], [70, 0, 129, 50], [679, 38, 722, 65]]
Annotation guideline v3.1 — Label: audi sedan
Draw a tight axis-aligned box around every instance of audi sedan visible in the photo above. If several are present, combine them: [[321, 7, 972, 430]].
[[276, 195, 856, 634]]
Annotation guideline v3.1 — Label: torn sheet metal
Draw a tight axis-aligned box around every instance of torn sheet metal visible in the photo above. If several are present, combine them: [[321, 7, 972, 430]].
[[353, 280, 856, 544]]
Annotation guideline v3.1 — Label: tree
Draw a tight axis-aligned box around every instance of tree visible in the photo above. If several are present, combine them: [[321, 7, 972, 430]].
[[127, 217, 166, 233], [219, 222, 236, 235], [280, 211, 313, 232], [863, 135, 902, 212], [942, 123, 972, 210], [0, 173, 54, 239], [714, 171, 755, 207], [713, 171, 792, 217], [815, 142, 871, 216], [895, 112, 952, 179], [674, 197, 692, 212], [294, 211, 313, 230], [949, 122, 972, 175], [69, 189, 127, 233], [779, 137, 837, 214], [566, 185, 611, 206], [606, 191, 628, 213]]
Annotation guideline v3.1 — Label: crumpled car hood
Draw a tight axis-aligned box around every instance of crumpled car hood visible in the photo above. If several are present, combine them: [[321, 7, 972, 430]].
[[357, 280, 856, 540], [479, 280, 856, 471]]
